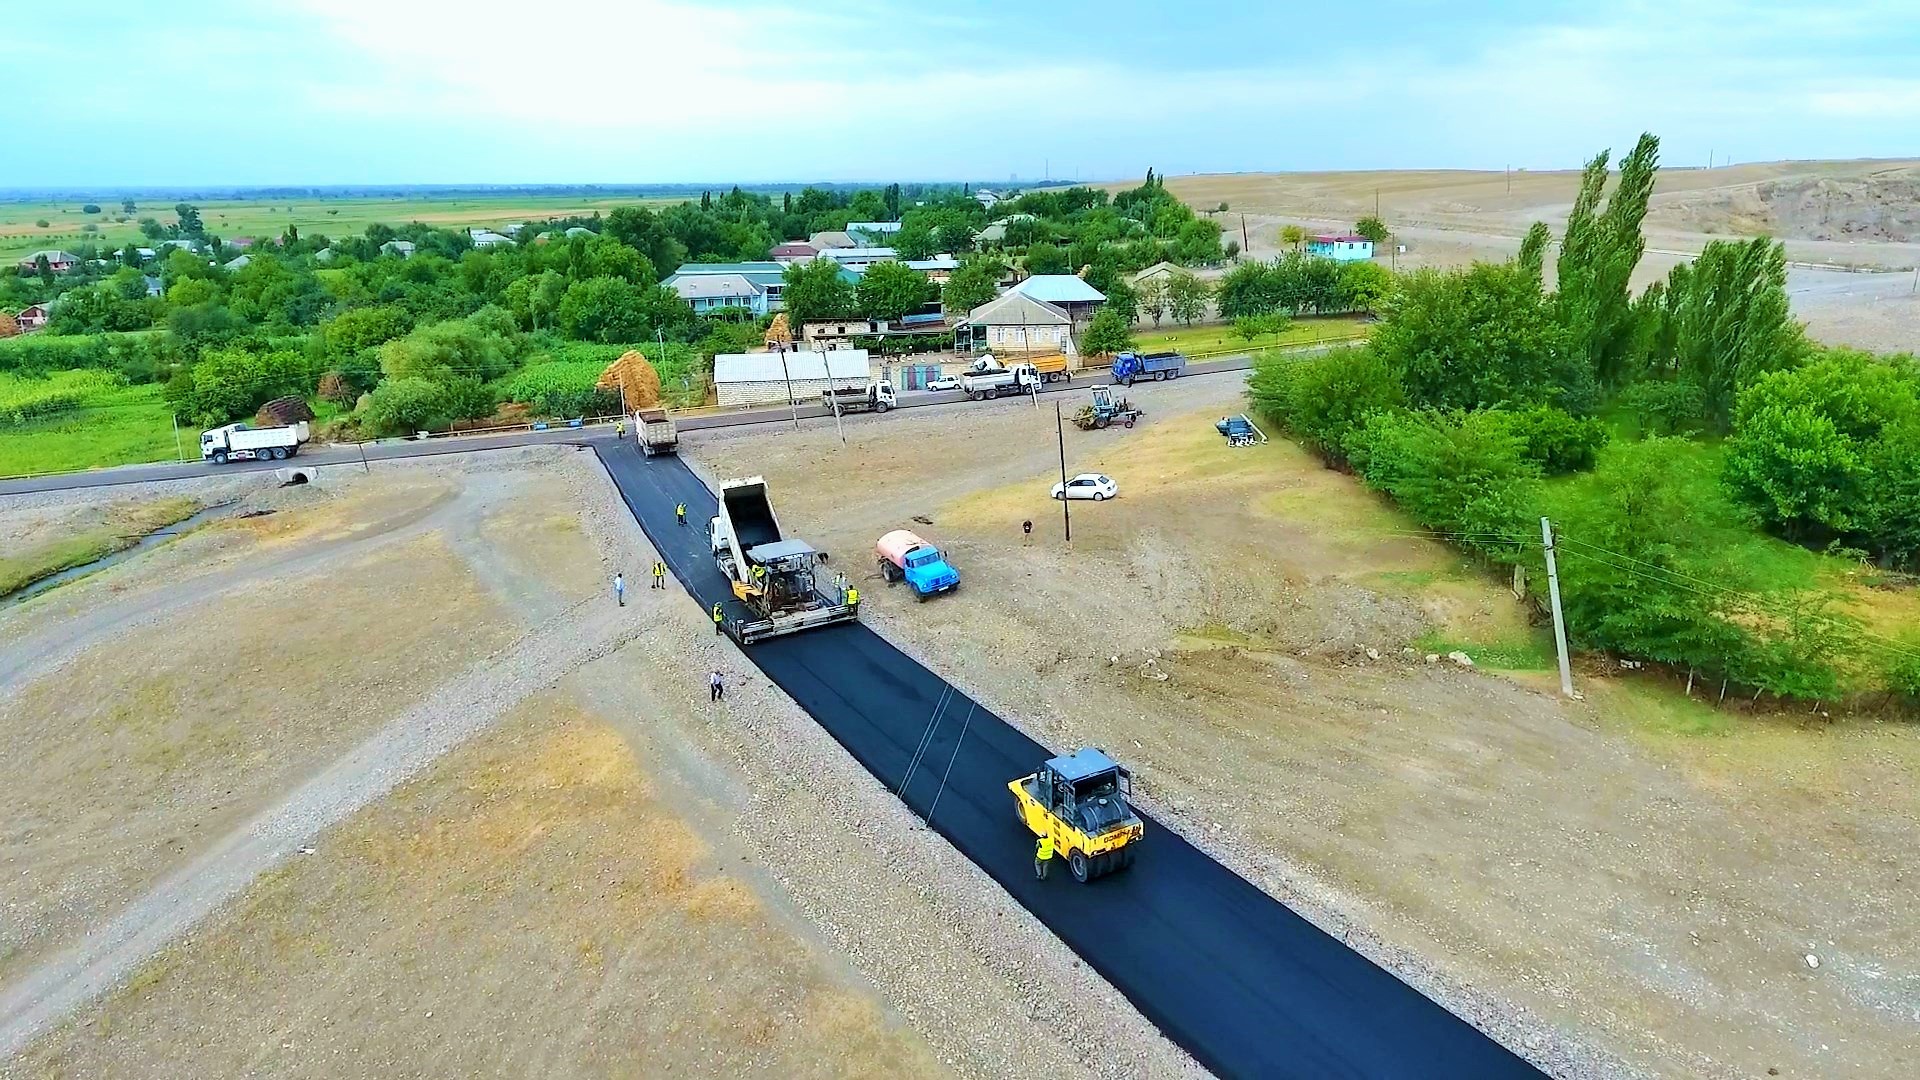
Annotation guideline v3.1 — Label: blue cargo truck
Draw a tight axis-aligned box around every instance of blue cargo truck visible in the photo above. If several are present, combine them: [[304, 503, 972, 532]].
[[1110, 350, 1186, 385]]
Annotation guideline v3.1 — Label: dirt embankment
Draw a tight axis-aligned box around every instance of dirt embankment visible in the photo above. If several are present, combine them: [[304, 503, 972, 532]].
[[687, 380, 1920, 1080]]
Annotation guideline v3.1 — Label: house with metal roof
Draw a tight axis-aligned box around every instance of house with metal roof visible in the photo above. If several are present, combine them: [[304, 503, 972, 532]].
[[770, 242, 818, 264], [16, 250, 80, 273], [1008, 274, 1106, 322], [902, 255, 960, 283], [847, 221, 902, 244], [379, 239, 415, 258], [1306, 234, 1374, 262], [712, 348, 872, 407], [808, 229, 858, 251], [817, 246, 897, 271], [954, 291, 1071, 356], [669, 273, 769, 316], [667, 261, 860, 312], [469, 228, 515, 248]]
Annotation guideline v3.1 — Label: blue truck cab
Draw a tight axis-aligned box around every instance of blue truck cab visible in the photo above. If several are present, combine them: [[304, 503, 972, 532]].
[[876, 529, 960, 601], [1110, 350, 1187, 385]]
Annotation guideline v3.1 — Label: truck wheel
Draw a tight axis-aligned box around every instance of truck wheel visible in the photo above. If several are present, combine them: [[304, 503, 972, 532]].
[[877, 402, 890, 412], [1069, 851, 1090, 883], [915, 589, 928, 602], [270, 446, 288, 460], [212, 451, 227, 465], [1166, 369, 1178, 380], [970, 390, 984, 401]]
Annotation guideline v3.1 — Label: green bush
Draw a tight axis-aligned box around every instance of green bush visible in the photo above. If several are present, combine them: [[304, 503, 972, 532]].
[[1371, 262, 1591, 412], [167, 348, 314, 427], [1249, 346, 1403, 463], [1348, 409, 1539, 558], [1619, 380, 1706, 435], [499, 361, 619, 418], [1499, 404, 1609, 474], [360, 376, 455, 435]]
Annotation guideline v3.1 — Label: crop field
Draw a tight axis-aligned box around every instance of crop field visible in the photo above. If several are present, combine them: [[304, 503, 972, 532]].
[[0, 379, 180, 477], [0, 194, 678, 263], [1131, 315, 1371, 359]]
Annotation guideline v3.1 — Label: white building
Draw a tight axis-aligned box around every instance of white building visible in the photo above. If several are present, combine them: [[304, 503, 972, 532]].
[[713, 349, 871, 407]]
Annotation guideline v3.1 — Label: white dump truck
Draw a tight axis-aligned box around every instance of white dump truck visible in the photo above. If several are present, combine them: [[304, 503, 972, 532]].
[[960, 361, 1041, 401], [635, 407, 678, 457], [201, 421, 309, 464], [822, 382, 897, 414]]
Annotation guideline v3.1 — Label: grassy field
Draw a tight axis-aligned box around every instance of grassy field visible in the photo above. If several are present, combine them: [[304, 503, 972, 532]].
[[1132, 315, 1371, 359], [0, 495, 200, 596], [0, 194, 677, 263], [0, 382, 182, 476]]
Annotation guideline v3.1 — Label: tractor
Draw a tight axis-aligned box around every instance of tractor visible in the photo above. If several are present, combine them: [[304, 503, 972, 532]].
[[1070, 387, 1143, 431], [1009, 747, 1143, 882]]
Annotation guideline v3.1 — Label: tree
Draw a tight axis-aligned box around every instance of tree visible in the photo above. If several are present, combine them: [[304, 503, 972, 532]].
[[1336, 260, 1395, 313], [603, 205, 683, 276], [82, 203, 102, 215], [178, 348, 313, 426], [1166, 270, 1210, 326], [1554, 132, 1660, 388], [556, 276, 664, 344], [781, 258, 856, 325], [360, 376, 458, 435], [35, 255, 53, 285], [940, 260, 999, 319], [1138, 276, 1169, 328], [1232, 313, 1292, 343], [1102, 279, 1139, 325], [1348, 409, 1540, 551], [321, 304, 412, 356], [1353, 216, 1389, 244], [121, 199, 137, 215], [856, 260, 935, 322], [1215, 260, 1281, 318], [1024, 242, 1068, 276], [892, 220, 938, 261], [138, 217, 164, 240], [1250, 345, 1404, 462], [1645, 237, 1806, 428], [174, 202, 205, 236], [1516, 222, 1551, 284], [1079, 309, 1134, 357], [1370, 262, 1588, 412], [1280, 224, 1305, 251]]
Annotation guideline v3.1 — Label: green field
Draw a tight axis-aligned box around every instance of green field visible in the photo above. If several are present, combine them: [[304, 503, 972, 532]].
[[1132, 316, 1371, 359], [0, 382, 183, 477], [0, 194, 676, 263]]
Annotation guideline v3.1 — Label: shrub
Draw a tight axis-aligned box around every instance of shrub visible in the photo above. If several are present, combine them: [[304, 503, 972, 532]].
[[360, 376, 454, 435], [1371, 262, 1590, 412], [1499, 404, 1609, 474], [317, 371, 356, 406], [174, 348, 313, 426], [1348, 409, 1540, 558], [1250, 346, 1403, 463], [1885, 644, 1920, 712], [1079, 309, 1134, 357], [1619, 380, 1706, 436]]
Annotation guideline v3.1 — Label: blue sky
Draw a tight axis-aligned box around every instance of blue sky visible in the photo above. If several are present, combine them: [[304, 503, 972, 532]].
[[10, 0, 1919, 186]]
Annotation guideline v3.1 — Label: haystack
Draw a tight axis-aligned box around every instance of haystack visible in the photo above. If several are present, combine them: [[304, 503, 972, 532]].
[[597, 349, 663, 410], [763, 312, 792, 348]]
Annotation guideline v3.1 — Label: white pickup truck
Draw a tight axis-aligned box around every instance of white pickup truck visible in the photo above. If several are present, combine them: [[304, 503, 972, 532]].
[[959, 362, 1040, 401], [201, 421, 310, 464]]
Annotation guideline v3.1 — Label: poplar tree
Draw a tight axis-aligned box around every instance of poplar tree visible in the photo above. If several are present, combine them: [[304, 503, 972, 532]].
[[1555, 132, 1660, 387]]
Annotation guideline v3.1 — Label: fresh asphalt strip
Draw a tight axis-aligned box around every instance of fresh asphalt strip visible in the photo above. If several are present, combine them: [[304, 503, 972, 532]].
[[596, 439, 1543, 1080]]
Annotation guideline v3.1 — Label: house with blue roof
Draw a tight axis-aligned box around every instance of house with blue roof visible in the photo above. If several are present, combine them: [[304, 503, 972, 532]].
[[665, 261, 861, 313], [1008, 274, 1106, 322]]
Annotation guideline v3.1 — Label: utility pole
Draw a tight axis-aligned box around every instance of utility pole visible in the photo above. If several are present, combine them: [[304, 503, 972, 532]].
[[1240, 213, 1249, 254], [1505, 164, 1511, 196], [1374, 188, 1380, 219], [1055, 401, 1071, 544], [1541, 517, 1574, 698], [828, 373, 846, 446], [170, 412, 184, 462], [777, 342, 799, 431]]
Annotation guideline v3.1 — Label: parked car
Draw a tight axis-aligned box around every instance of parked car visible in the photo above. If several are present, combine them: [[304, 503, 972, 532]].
[[1051, 473, 1118, 501], [927, 376, 962, 392]]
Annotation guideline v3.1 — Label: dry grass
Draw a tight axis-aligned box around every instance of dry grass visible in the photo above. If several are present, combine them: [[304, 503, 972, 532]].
[[18, 698, 946, 1079], [0, 496, 200, 597]]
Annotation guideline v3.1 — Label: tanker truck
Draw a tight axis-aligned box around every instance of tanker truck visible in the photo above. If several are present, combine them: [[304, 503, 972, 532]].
[[875, 529, 960, 601]]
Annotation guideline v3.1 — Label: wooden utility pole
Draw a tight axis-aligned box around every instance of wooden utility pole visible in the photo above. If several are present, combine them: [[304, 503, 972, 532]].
[[1055, 401, 1071, 544]]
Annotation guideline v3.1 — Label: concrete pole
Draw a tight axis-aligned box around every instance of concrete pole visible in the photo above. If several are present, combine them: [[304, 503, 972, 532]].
[[171, 412, 184, 462], [778, 343, 799, 431], [1541, 517, 1574, 698], [1055, 401, 1071, 544]]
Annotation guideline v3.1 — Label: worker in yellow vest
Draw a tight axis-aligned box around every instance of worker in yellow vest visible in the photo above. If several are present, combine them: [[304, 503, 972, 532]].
[[676, 503, 687, 526], [712, 602, 724, 635], [846, 586, 859, 610], [1034, 834, 1055, 880]]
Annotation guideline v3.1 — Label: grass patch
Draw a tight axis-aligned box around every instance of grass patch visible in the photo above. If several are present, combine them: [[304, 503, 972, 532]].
[[1132, 316, 1371, 360], [0, 382, 182, 476], [1415, 629, 1556, 671], [0, 495, 201, 597]]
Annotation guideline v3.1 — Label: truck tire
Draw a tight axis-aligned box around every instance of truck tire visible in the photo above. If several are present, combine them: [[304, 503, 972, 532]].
[[270, 446, 288, 460], [212, 451, 228, 465], [915, 588, 928, 602], [969, 390, 984, 401], [1069, 851, 1090, 883], [1166, 369, 1178, 380], [876, 401, 891, 412]]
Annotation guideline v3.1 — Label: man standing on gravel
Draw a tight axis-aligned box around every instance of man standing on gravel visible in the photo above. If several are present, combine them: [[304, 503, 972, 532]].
[[709, 670, 724, 702], [614, 572, 626, 607], [652, 560, 666, 589]]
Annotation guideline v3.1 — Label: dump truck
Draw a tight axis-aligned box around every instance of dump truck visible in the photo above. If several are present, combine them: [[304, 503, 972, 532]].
[[960, 361, 1040, 400], [1110, 350, 1186, 385], [1010, 747, 1143, 882], [708, 475, 857, 643], [875, 529, 959, 601], [973, 352, 1070, 384], [635, 408, 678, 456], [822, 382, 896, 414], [200, 421, 309, 464]]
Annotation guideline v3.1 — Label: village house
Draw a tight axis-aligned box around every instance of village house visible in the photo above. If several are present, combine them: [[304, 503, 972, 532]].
[[17, 250, 80, 274], [1306, 234, 1375, 262], [224, 254, 251, 271], [953, 291, 1071, 356], [808, 229, 858, 251], [469, 228, 515, 248], [769, 242, 818, 264], [846, 221, 902, 244], [712, 348, 871, 407], [380, 239, 416, 258], [15, 303, 52, 331], [672, 273, 768, 316], [667, 261, 860, 313], [1130, 260, 1181, 288], [800, 312, 950, 349], [1008, 274, 1106, 322], [817, 247, 897, 272], [226, 237, 256, 250], [903, 255, 960, 283]]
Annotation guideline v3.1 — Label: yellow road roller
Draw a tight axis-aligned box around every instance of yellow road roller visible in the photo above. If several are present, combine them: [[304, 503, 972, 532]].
[[1009, 747, 1143, 882]]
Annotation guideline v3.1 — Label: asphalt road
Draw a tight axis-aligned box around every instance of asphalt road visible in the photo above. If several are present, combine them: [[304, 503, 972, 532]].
[[0, 356, 1263, 497], [596, 440, 1542, 1080]]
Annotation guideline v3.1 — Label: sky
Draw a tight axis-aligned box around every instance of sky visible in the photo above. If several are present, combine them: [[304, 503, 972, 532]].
[[9, 0, 1920, 187]]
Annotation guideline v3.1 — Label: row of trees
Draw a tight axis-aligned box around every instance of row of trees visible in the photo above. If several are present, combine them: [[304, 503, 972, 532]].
[[1248, 131, 1920, 706], [1216, 253, 1396, 320]]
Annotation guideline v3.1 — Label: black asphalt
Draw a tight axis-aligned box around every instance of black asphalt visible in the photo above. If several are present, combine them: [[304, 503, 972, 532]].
[[0, 355, 1274, 496], [596, 440, 1542, 1080]]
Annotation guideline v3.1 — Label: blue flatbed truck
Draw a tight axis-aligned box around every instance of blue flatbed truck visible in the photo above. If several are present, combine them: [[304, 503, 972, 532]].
[[1110, 350, 1186, 385]]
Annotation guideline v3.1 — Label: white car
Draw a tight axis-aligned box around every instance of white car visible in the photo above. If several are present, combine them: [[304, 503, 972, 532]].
[[1051, 473, 1117, 501], [927, 376, 962, 392]]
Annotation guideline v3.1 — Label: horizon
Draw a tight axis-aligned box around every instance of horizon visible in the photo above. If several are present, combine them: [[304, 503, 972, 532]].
[[11, 1, 1920, 187]]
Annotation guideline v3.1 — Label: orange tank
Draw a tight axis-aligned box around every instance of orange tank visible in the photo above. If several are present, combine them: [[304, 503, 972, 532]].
[[875, 529, 931, 567]]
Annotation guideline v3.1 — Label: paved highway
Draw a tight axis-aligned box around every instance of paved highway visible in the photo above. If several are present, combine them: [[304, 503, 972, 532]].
[[0, 357, 1263, 497], [597, 440, 1542, 1080]]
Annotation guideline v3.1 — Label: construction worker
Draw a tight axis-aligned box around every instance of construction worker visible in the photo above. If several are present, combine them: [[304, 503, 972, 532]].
[[846, 585, 859, 610], [651, 560, 666, 589], [1034, 833, 1055, 880], [709, 669, 725, 702], [676, 502, 687, 526], [615, 418, 625, 439], [613, 572, 626, 607], [751, 563, 766, 585], [712, 601, 725, 635]]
